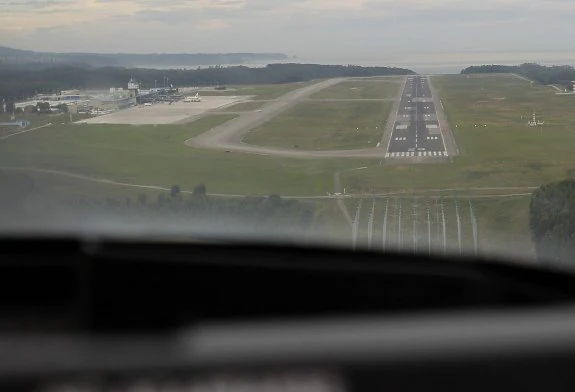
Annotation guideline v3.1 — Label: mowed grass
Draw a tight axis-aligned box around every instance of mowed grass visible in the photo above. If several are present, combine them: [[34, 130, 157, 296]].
[[434, 73, 575, 186], [244, 101, 391, 150], [13, 168, 347, 243], [0, 113, 73, 130], [196, 82, 314, 100], [20, 169, 166, 201], [310, 80, 401, 100], [342, 74, 575, 194], [0, 114, 370, 196], [341, 194, 535, 261], [337, 194, 535, 260], [472, 195, 535, 262], [221, 101, 266, 111], [333, 73, 575, 258]]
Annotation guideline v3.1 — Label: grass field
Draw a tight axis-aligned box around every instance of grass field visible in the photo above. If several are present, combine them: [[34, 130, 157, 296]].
[[4, 74, 569, 260], [20, 169, 167, 201], [342, 74, 575, 193], [5, 166, 347, 245], [472, 195, 534, 262], [221, 101, 266, 111], [310, 79, 401, 100], [196, 82, 314, 100], [0, 113, 74, 130], [345, 194, 534, 261], [332, 73, 575, 258], [244, 101, 391, 150], [0, 115, 370, 197]]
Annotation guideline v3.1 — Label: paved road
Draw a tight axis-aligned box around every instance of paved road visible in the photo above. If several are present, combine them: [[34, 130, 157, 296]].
[[511, 73, 533, 83], [187, 78, 391, 159], [385, 76, 448, 160], [187, 76, 457, 160], [0, 123, 52, 140], [304, 98, 396, 102]]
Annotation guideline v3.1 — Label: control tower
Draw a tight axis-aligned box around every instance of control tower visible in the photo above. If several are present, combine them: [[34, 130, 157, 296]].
[[128, 78, 140, 98]]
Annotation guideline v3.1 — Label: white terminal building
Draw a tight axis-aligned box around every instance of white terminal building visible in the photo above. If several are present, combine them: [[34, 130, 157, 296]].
[[15, 79, 140, 112], [14, 89, 90, 110]]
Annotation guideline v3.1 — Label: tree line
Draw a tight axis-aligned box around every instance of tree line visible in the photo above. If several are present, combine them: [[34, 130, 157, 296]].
[[461, 63, 575, 90], [0, 63, 415, 102], [530, 179, 575, 264], [77, 188, 316, 234], [0, 171, 316, 235], [0, 45, 288, 67], [7, 170, 575, 264]]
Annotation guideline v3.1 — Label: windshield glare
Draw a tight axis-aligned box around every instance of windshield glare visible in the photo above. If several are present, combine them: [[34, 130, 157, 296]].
[[1, 0, 575, 268]]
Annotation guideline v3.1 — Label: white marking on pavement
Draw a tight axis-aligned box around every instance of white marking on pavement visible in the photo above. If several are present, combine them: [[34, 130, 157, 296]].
[[385, 150, 447, 159]]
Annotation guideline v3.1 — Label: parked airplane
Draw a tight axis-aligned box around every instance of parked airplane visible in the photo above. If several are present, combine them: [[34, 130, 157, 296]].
[[184, 93, 202, 103]]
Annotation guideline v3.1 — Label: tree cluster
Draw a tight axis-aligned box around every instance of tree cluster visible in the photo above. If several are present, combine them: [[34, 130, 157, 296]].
[[461, 63, 575, 89], [0, 46, 288, 67], [0, 171, 316, 235], [0, 63, 415, 102], [529, 179, 575, 263]]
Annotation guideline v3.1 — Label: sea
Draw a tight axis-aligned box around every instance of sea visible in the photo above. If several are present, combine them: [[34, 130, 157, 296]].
[[137, 51, 575, 75]]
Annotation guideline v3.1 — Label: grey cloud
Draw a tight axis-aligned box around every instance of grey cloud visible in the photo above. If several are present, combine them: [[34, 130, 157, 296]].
[[3, 0, 575, 59], [132, 9, 197, 24], [3, 0, 74, 9]]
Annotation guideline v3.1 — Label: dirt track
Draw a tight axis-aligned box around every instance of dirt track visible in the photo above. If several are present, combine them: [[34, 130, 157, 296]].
[[2, 167, 535, 199]]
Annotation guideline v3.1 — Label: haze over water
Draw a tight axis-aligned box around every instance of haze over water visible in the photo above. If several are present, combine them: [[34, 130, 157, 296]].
[[295, 51, 575, 74], [143, 51, 575, 75]]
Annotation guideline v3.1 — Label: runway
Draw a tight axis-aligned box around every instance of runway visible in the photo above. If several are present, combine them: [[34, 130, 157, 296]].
[[385, 76, 448, 159], [187, 76, 456, 160]]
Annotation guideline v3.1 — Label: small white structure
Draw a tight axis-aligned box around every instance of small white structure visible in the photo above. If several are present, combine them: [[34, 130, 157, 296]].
[[128, 78, 139, 90], [527, 112, 544, 127], [128, 78, 140, 98], [184, 93, 202, 102]]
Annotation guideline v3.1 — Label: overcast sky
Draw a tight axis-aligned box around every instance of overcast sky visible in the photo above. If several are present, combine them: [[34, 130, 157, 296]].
[[2, 0, 575, 62]]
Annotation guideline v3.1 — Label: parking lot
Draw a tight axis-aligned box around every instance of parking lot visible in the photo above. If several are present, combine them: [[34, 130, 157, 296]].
[[80, 96, 247, 125]]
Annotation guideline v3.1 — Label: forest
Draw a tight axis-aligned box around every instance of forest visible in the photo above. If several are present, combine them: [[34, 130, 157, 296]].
[[0, 63, 415, 101], [530, 179, 575, 264], [461, 63, 575, 89], [0, 45, 288, 67]]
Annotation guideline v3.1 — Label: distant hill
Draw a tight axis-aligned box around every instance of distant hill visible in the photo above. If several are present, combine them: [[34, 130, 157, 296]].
[[0, 63, 415, 101], [460, 64, 518, 74], [0, 46, 289, 67]]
